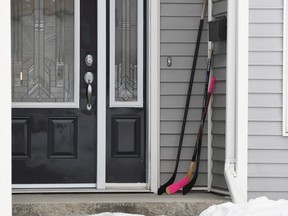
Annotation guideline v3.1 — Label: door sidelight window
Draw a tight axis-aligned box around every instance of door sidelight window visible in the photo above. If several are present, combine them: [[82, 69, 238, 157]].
[[110, 0, 144, 107]]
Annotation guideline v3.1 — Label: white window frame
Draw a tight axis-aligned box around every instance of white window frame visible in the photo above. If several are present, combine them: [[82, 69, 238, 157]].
[[12, 0, 80, 109], [109, 0, 144, 108], [283, 0, 288, 136]]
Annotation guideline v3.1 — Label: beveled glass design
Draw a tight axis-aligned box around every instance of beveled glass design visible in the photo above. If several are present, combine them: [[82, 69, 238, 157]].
[[115, 0, 138, 102], [11, 0, 75, 104]]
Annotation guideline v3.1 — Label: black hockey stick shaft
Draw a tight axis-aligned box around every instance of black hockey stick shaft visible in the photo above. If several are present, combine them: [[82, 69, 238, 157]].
[[157, 0, 208, 195], [182, 78, 215, 195]]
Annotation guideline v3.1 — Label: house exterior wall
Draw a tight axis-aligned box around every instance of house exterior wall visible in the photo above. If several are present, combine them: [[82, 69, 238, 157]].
[[210, 0, 228, 192], [248, 0, 288, 200], [159, 0, 209, 187]]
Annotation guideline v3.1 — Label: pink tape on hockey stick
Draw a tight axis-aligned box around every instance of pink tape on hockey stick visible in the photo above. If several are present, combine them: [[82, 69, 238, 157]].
[[208, 77, 216, 94], [166, 176, 189, 195]]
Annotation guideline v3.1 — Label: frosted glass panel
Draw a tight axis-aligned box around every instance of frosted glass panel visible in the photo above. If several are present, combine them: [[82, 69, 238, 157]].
[[110, 0, 143, 107], [115, 0, 137, 102], [11, 0, 75, 104]]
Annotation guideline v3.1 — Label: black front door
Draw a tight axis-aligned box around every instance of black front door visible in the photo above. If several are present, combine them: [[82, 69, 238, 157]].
[[11, 0, 97, 184]]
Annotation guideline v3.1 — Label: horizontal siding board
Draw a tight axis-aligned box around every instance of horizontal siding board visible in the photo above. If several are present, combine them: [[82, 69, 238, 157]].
[[212, 0, 227, 16], [160, 121, 207, 134], [248, 149, 288, 163], [161, 4, 204, 17], [212, 161, 225, 175], [160, 56, 207, 69], [160, 147, 208, 160], [248, 178, 288, 191], [212, 147, 225, 161], [249, 52, 282, 65], [212, 108, 226, 121], [160, 17, 208, 30], [160, 134, 208, 147], [213, 41, 227, 54], [248, 136, 288, 149], [248, 122, 282, 136], [212, 54, 226, 68], [160, 108, 203, 121], [160, 43, 208, 56], [161, 95, 205, 108], [248, 108, 282, 121], [211, 135, 225, 148], [248, 164, 288, 178], [249, 0, 283, 8], [160, 82, 205, 95], [212, 122, 225, 135], [249, 66, 283, 80], [161, 30, 208, 43], [213, 69, 226, 81], [161, 173, 207, 186], [211, 174, 228, 190], [248, 80, 282, 94], [161, 160, 207, 173], [248, 94, 282, 108], [212, 95, 226, 108], [249, 23, 283, 37], [160, 69, 207, 82], [249, 38, 283, 51], [249, 9, 283, 23]]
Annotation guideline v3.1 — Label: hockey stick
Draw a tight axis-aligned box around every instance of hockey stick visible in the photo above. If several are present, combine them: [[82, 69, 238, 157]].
[[166, 77, 215, 195], [157, 0, 208, 195]]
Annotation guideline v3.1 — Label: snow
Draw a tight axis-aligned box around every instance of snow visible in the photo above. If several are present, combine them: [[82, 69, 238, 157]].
[[199, 197, 288, 216]]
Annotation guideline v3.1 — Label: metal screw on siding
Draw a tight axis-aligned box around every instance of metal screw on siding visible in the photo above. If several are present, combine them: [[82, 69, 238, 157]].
[[167, 56, 172, 67]]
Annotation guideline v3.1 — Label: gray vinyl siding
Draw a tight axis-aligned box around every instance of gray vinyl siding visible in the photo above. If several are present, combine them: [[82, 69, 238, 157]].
[[248, 0, 288, 200], [160, 0, 208, 187], [210, 0, 228, 191]]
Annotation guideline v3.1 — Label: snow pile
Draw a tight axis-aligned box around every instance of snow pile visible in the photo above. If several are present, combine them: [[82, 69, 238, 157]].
[[89, 213, 144, 216], [200, 197, 288, 216]]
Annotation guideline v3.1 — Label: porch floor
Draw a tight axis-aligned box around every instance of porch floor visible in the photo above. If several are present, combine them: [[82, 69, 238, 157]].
[[12, 191, 230, 216]]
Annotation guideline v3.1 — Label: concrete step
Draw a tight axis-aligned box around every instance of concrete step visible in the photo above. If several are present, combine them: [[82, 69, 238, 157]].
[[12, 192, 230, 216]]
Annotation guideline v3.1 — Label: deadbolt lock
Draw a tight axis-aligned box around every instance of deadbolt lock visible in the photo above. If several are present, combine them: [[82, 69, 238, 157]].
[[85, 54, 93, 66]]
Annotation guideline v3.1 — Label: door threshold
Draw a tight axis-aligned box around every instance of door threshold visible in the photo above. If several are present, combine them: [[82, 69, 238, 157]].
[[12, 183, 150, 194]]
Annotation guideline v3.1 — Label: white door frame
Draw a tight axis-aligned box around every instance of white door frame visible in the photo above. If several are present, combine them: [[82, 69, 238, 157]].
[[97, 0, 160, 192], [0, 0, 12, 214]]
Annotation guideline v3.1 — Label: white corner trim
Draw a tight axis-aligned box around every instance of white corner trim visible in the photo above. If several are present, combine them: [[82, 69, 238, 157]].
[[0, 0, 12, 215], [97, 0, 106, 189], [225, 0, 248, 203], [207, 0, 213, 192], [148, 0, 160, 194], [283, 0, 288, 136]]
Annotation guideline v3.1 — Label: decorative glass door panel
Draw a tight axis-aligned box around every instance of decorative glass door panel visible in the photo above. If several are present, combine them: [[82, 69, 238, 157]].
[[110, 0, 143, 107], [11, 0, 78, 107]]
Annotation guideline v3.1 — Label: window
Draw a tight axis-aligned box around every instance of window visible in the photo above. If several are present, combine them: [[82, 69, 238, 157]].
[[11, 0, 79, 108], [109, 0, 144, 107]]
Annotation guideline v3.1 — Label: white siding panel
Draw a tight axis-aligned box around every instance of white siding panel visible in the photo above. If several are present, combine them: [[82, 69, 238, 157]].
[[248, 178, 288, 191], [249, 38, 283, 51], [248, 149, 288, 163], [161, 30, 208, 43], [249, 0, 282, 8], [161, 69, 206, 82], [249, 23, 283, 37], [249, 80, 282, 93], [248, 164, 288, 178], [249, 65, 283, 80], [161, 17, 208, 30], [249, 9, 283, 23]]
